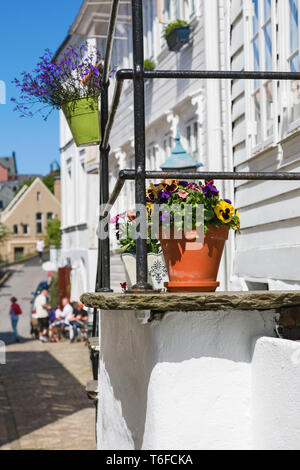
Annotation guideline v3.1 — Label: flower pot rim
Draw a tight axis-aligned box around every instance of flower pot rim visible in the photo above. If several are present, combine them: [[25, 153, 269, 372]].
[[164, 24, 190, 38]]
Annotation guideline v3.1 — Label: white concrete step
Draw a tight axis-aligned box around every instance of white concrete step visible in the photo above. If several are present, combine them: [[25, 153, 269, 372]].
[[110, 254, 126, 292]]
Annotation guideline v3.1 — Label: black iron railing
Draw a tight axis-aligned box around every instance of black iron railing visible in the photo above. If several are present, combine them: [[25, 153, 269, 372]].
[[92, 0, 300, 338]]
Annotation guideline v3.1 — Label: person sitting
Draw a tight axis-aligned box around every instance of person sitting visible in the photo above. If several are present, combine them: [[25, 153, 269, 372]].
[[69, 301, 88, 343], [48, 306, 60, 342], [54, 297, 73, 341]]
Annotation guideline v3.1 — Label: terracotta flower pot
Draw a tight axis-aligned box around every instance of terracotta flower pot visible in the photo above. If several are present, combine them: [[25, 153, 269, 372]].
[[159, 225, 229, 293]]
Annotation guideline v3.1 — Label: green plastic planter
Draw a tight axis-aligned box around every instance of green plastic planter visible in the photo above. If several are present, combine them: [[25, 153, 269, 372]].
[[62, 96, 100, 147]]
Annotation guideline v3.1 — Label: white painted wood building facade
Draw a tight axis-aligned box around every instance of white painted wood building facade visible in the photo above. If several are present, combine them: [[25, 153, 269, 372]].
[[57, 0, 300, 300]]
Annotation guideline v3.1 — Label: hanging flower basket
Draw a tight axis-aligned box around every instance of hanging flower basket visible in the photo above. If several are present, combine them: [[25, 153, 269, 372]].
[[166, 26, 190, 52], [11, 44, 115, 148], [62, 96, 100, 147]]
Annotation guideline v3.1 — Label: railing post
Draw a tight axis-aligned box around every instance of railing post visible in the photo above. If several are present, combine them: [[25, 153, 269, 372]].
[[131, 0, 152, 291], [98, 83, 113, 292]]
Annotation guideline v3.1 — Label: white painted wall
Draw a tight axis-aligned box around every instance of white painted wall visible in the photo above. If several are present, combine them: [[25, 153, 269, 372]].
[[229, 0, 300, 290], [252, 336, 300, 450], [98, 309, 300, 450], [97, 307, 287, 450]]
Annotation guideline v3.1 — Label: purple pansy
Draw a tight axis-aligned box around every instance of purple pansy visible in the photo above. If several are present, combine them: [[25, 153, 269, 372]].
[[158, 189, 172, 203], [202, 184, 219, 198], [160, 211, 174, 223]]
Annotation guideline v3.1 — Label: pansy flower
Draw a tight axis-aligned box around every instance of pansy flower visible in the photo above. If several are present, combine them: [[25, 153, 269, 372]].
[[178, 180, 189, 188], [160, 211, 174, 223], [202, 184, 219, 198], [214, 201, 234, 223], [235, 210, 241, 233], [146, 202, 153, 216], [178, 189, 189, 200], [187, 183, 197, 192], [146, 183, 164, 202], [127, 209, 136, 223], [162, 179, 178, 192], [158, 189, 172, 202]]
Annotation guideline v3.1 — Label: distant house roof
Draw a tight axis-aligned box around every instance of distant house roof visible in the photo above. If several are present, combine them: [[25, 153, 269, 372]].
[[0, 155, 17, 176], [17, 174, 43, 186]]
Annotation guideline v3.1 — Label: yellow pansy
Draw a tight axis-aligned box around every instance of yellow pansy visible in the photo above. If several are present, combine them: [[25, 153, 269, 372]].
[[146, 202, 153, 216], [235, 210, 241, 233], [146, 183, 164, 202], [214, 201, 235, 224]]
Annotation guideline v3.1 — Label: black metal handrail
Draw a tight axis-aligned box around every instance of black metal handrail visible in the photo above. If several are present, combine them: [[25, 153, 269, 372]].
[[96, 0, 300, 301]]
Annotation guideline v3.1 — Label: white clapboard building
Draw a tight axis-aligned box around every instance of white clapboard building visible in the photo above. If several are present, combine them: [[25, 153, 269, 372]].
[[56, 0, 300, 300]]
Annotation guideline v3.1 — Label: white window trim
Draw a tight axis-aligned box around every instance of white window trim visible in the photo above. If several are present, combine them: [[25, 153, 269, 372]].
[[247, 0, 278, 154], [36, 213, 43, 235], [185, 118, 200, 161], [278, 0, 300, 137]]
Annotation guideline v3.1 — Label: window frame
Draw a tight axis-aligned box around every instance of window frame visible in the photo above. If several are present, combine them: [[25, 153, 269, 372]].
[[185, 119, 200, 161], [144, 0, 155, 59], [249, 0, 278, 152], [22, 224, 29, 235], [36, 212, 43, 234], [280, 0, 300, 135]]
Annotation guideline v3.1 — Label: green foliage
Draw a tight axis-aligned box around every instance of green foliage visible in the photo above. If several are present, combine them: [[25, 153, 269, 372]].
[[43, 171, 60, 194], [144, 59, 156, 71], [117, 220, 161, 254], [45, 218, 61, 248], [14, 179, 34, 195], [163, 20, 189, 38], [0, 223, 9, 244]]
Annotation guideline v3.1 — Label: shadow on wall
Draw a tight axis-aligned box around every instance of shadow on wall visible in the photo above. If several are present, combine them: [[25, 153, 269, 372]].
[[100, 309, 276, 449], [0, 350, 91, 448]]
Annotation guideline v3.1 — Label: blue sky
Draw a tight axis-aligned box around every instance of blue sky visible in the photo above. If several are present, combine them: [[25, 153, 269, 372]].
[[0, 0, 83, 175]]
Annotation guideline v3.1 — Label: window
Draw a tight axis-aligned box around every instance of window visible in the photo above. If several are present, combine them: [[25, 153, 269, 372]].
[[163, 0, 171, 21], [147, 144, 157, 171], [36, 213, 42, 234], [37, 191, 41, 201], [47, 212, 53, 220], [188, 0, 196, 17], [288, 0, 300, 123], [186, 121, 200, 160], [250, 0, 275, 146], [145, 0, 155, 58], [14, 247, 24, 261], [23, 224, 28, 235], [0, 201, 3, 210], [163, 0, 181, 22], [13, 224, 18, 235]]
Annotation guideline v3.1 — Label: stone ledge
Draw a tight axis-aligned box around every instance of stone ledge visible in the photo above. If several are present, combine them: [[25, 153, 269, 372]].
[[81, 291, 300, 312]]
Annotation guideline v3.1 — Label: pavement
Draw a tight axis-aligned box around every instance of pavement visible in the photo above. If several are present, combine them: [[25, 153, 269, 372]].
[[0, 258, 96, 450]]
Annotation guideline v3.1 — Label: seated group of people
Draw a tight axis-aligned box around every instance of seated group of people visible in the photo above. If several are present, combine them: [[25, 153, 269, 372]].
[[33, 289, 88, 343]]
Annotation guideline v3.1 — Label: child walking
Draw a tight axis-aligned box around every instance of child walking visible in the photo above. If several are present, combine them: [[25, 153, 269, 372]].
[[9, 297, 22, 342]]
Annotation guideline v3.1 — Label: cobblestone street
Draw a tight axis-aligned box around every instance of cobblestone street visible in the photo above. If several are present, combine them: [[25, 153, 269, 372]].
[[0, 259, 96, 450]]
